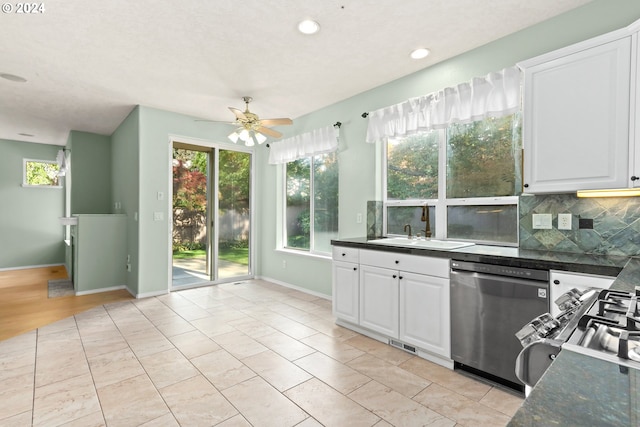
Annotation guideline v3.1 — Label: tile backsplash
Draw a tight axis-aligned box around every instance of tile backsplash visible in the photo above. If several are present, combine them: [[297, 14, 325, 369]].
[[519, 194, 640, 257]]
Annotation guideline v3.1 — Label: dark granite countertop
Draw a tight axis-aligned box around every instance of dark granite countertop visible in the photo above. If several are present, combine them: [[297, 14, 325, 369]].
[[331, 237, 629, 277], [508, 349, 640, 426], [332, 237, 640, 425]]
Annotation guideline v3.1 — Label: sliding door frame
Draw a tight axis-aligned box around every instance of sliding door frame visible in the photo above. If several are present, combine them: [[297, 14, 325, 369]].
[[167, 135, 255, 290]]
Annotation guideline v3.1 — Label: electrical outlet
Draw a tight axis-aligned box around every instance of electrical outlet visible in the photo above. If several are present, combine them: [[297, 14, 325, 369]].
[[558, 213, 572, 230], [282, 260, 287, 269], [356, 213, 363, 224]]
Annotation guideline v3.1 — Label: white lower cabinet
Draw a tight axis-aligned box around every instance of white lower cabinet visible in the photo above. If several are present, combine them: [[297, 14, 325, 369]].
[[399, 271, 450, 358], [332, 247, 451, 361], [332, 247, 360, 323], [332, 260, 359, 323], [359, 265, 400, 338], [549, 270, 615, 317]]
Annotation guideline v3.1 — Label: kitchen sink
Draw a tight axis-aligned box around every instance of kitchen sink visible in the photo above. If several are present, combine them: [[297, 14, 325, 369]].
[[367, 237, 475, 250]]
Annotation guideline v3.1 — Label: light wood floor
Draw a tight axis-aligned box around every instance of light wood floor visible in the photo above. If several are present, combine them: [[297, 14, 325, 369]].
[[0, 265, 134, 341]]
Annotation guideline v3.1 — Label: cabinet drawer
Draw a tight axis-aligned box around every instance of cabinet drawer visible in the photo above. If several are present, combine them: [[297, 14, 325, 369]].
[[360, 249, 449, 278], [332, 246, 359, 263]]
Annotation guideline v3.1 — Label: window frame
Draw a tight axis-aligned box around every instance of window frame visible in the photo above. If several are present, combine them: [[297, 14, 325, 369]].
[[282, 152, 339, 256], [382, 119, 520, 246], [22, 158, 63, 189]]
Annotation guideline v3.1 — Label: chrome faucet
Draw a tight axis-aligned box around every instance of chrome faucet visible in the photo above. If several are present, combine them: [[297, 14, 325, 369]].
[[422, 204, 432, 238], [403, 224, 412, 239]]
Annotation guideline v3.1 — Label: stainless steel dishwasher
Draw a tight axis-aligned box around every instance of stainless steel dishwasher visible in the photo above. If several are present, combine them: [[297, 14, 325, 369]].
[[450, 260, 549, 390]]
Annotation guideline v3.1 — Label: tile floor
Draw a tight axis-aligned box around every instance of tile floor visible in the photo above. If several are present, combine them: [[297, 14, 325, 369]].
[[0, 279, 523, 426]]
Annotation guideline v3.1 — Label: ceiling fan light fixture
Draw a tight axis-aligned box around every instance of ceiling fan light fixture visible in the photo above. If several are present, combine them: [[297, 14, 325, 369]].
[[238, 129, 250, 142], [255, 132, 267, 144], [228, 131, 240, 143], [410, 48, 430, 59], [298, 19, 320, 35]]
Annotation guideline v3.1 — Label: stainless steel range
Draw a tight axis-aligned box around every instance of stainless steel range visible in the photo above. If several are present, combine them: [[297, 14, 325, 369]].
[[516, 286, 640, 388]]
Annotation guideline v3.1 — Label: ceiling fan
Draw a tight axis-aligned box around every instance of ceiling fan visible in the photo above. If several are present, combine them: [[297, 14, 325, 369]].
[[221, 96, 293, 146]]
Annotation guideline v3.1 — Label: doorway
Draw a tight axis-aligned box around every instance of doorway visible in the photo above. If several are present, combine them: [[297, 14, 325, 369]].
[[171, 141, 253, 288]]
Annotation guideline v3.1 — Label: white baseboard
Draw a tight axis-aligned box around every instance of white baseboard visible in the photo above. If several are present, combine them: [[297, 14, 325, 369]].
[[0, 263, 65, 272], [75, 285, 127, 296], [256, 275, 331, 300], [136, 289, 169, 299]]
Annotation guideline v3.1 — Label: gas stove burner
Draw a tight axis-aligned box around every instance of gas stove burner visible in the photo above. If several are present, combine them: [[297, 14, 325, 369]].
[[516, 286, 640, 388], [567, 286, 640, 363]]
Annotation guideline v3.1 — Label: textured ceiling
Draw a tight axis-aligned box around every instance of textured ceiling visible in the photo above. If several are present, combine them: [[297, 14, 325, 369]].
[[0, 0, 593, 146]]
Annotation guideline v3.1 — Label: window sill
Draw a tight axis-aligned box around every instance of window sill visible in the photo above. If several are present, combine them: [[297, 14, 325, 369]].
[[276, 247, 332, 261], [21, 184, 63, 189]]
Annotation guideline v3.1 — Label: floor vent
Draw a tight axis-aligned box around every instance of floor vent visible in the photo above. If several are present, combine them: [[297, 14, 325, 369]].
[[389, 339, 417, 354]]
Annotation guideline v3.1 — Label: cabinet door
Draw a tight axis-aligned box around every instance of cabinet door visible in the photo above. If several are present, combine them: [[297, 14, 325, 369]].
[[522, 37, 631, 193], [359, 265, 399, 338], [399, 272, 450, 358], [549, 270, 614, 317], [332, 260, 359, 323]]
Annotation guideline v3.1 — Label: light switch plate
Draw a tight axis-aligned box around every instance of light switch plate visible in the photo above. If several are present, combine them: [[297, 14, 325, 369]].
[[532, 213, 552, 229]]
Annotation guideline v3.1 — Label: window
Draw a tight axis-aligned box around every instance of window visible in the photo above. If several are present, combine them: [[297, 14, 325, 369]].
[[23, 159, 61, 188], [285, 152, 338, 254], [384, 114, 521, 245]]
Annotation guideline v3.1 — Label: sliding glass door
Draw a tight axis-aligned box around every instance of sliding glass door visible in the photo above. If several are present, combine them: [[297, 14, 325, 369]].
[[171, 142, 252, 288]]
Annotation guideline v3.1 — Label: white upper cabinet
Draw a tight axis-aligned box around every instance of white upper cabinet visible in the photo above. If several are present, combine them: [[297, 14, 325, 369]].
[[520, 34, 632, 193], [632, 31, 640, 187]]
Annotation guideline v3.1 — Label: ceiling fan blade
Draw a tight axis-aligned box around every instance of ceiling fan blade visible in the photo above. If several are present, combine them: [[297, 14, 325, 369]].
[[257, 126, 283, 138], [229, 107, 248, 121], [195, 119, 234, 124], [260, 118, 293, 126]]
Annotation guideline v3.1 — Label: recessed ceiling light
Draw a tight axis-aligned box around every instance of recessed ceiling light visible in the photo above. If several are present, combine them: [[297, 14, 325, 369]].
[[298, 19, 320, 35], [410, 48, 430, 60], [0, 73, 27, 83]]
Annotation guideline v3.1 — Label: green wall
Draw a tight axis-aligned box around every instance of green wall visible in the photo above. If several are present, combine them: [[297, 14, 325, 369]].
[[256, 0, 640, 296], [103, 0, 640, 297], [111, 107, 140, 295], [68, 131, 112, 214], [0, 139, 65, 269], [136, 106, 236, 296]]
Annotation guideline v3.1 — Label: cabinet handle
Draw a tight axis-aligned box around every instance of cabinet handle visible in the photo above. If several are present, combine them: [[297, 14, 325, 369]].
[[553, 280, 560, 285], [395, 260, 399, 264], [393, 274, 397, 278], [353, 267, 357, 271], [399, 276, 403, 280], [342, 253, 346, 256], [632, 176, 639, 181]]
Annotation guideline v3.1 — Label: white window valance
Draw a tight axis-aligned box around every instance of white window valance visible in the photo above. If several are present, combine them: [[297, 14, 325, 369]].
[[268, 125, 338, 164], [365, 66, 521, 144]]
